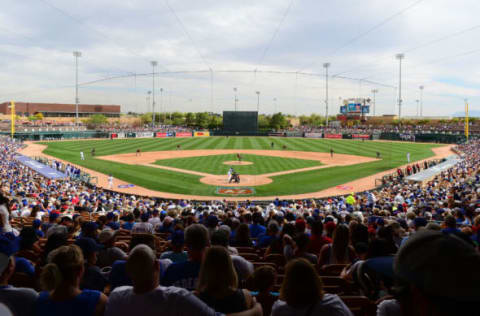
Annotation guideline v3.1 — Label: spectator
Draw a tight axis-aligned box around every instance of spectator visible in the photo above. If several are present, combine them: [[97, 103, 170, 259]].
[[257, 221, 279, 248], [249, 213, 266, 238], [442, 215, 460, 234], [161, 224, 208, 290], [96, 229, 128, 268], [233, 224, 253, 247], [105, 244, 262, 316], [386, 231, 480, 316], [271, 258, 352, 316], [318, 225, 357, 266], [197, 246, 254, 313], [36, 245, 108, 316], [74, 237, 107, 291], [252, 266, 277, 316], [132, 213, 154, 234], [160, 230, 188, 263], [308, 220, 332, 255], [0, 233, 38, 316]]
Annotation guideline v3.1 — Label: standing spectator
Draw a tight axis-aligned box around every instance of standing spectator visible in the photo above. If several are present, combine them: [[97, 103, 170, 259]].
[[36, 245, 108, 316], [271, 258, 352, 316]]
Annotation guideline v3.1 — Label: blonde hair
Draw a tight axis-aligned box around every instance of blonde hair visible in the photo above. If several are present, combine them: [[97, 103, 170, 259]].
[[197, 246, 238, 294], [40, 245, 84, 291]]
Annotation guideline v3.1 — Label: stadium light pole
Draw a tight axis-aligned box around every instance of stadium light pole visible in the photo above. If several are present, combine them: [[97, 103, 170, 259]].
[[416, 99, 420, 117], [371, 89, 378, 116], [395, 53, 404, 119], [151, 61, 157, 128], [419, 85, 424, 117], [256, 91, 260, 112], [233, 87, 238, 111], [73, 51, 82, 126], [146, 90, 151, 114], [323, 62, 330, 127], [160, 88, 163, 124]]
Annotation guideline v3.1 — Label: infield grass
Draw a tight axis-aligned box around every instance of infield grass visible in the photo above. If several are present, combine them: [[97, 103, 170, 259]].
[[154, 153, 322, 175], [38, 137, 441, 197]]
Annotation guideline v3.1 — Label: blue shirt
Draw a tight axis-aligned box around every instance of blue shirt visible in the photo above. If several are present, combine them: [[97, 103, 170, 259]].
[[109, 260, 168, 290], [161, 261, 201, 290], [106, 222, 120, 230], [257, 234, 275, 248], [15, 257, 35, 277], [249, 224, 266, 238], [121, 222, 134, 230], [35, 289, 101, 316]]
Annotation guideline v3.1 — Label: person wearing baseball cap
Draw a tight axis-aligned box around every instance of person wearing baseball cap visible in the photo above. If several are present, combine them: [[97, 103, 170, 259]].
[[160, 230, 188, 263], [97, 229, 127, 268], [388, 230, 480, 316], [74, 237, 107, 292], [0, 233, 38, 316]]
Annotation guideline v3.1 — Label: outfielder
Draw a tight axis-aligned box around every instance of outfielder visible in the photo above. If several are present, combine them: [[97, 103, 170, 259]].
[[80, 151, 85, 160]]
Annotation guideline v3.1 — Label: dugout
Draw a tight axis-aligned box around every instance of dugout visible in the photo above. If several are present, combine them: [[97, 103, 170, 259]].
[[222, 111, 258, 135]]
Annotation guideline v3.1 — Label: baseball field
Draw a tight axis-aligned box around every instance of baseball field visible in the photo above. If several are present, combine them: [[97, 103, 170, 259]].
[[26, 136, 453, 200]]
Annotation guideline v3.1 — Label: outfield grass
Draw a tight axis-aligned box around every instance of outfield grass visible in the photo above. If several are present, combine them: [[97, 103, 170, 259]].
[[154, 153, 322, 175], [38, 137, 441, 197]]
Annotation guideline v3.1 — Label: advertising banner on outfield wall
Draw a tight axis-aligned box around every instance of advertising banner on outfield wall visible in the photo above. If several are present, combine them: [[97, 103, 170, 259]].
[[268, 132, 285, 137], [117, 132, 125, 139], [305, 132, 323, 138], [155, 132, 173, 138], [324, 134, 342, 139], [194, 131, 210, 137], [352, 134, 370, 139], [110, 133, 118, 139], [136, 132, 154, 138], [175, 132, 192, 137], [285, 131, 303, 137]]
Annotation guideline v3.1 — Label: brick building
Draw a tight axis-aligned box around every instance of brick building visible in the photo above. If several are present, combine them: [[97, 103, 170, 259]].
[[0, 102, 121, 117]]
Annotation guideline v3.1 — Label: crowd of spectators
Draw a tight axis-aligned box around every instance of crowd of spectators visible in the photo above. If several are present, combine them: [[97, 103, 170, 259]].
[[0, 137, 479, 316]]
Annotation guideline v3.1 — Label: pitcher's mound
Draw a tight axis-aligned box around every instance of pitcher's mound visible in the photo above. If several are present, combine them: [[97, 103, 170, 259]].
[[223, 160, 253, 166]]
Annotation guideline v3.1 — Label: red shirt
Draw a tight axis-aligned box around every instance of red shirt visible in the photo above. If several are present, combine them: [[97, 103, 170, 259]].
[[308, 234, 332, 255]]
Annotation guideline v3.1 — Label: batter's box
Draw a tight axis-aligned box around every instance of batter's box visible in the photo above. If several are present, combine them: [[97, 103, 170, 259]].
[[216, 187, 256, 195]]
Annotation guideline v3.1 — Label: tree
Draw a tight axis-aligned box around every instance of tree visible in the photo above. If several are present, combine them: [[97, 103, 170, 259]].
[[171, 112, 185, 126], [207, 115, 222, 129], [270, 113, 288, 130], [258, 115, 270, 129], [195, 112, 209, 129], [185, 112, 195, 127], [86, 114, 107, 128], [140, 113, 152, 125]]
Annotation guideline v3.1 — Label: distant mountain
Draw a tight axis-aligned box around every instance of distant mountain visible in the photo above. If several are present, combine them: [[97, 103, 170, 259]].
[[453, 110, 480, 117]]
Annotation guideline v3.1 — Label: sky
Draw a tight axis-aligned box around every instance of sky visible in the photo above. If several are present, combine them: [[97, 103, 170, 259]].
[[1, 0, 480, 116]]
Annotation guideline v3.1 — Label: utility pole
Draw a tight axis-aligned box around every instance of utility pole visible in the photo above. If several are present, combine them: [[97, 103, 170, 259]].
[[371, 89, 378, 116], [151, 61, 157, 128], [323, 63, 330, 126], [73, 51, 82, 126], [395, 53, 404, 119]]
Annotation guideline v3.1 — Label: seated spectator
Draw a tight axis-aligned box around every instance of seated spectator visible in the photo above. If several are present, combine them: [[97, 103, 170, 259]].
[[210, 230, 254, 286], [109, 234, 171, 290], [218, 225, 239, 255], [161, 224, 208, 290], [132, 213, 154, 234], [32, 219, 45, 238], [74, 237, 107, 291], [257, 221, 279, 248], [105, 245, 262, 316], [36, 244, 108, 316], [308, 220, 332, 255], [249, 213, 266, 239], [0, 233, 38, 316], [97, 229, 127, 268], [160, 230, 188, 263], [387, 231, 480, 316], [120, 214, 134, 230], [0, 194, 18, 236], [284, 233, 317, 264], [271, 258, 352, 316], [318, 224, 357, 267], [442, 215, 460, 234], [42, 232, 68, 264], [197, 246, 254, 313], [252, 266, 277, 316], [233, 224, 253, 247], [105, 212, 120, 230]]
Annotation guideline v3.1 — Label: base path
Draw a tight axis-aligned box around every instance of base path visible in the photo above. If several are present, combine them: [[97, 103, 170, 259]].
[[223, 161, 253, 166], [19, 142, 455, 201]]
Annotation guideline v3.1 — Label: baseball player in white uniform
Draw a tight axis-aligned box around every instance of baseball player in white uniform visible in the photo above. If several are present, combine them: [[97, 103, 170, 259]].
[[227, 167, 234, 183], [80, 151, 85, 160], [108, 175, 114, 189]]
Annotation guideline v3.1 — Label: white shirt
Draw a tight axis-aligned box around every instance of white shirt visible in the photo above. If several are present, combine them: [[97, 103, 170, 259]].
[[132, 222, 154, 234], [271, 294, 353, 316], [105, 285, 220, 316]]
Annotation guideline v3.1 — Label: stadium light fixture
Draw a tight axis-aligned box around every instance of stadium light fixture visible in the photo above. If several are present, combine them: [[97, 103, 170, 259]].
[[73, 51, 82, 126], [151, 61, 158, 128], [146, 91, 151, 115], [416, 99, 420, 117], [323, 63, 330, 126], [395, 53, 404, 119], [233, 87, 238, 111], [160, 88, 164, 123]]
